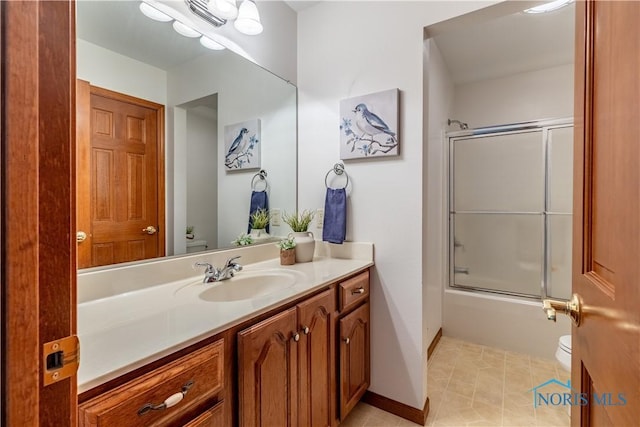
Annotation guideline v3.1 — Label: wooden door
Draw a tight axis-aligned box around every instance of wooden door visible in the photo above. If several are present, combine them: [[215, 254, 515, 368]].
[[297, 288, 337, 427], [77, 84, 165, 268], [238, 308, 298, 427], [572, 1, 640, 426], [1, 0, 77, 425], [338, 302, 370, 420]]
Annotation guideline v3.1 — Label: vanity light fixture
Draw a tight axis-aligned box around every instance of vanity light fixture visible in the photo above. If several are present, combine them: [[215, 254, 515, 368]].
[[173, 20, 201, 38], [524, 0, 573, 14], [139, 2, 173, 22], [187, 0, 263, 36], [200, 35, 226, 50]]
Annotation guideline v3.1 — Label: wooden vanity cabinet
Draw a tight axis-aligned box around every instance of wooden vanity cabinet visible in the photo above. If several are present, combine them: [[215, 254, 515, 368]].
[[79, 339, 225, 427], [337, 270, 370, 421], [238, 287, 337, 427]]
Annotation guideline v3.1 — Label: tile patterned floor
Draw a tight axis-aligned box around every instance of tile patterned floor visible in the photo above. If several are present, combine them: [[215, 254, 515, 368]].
[[341, 336, 571, 427]]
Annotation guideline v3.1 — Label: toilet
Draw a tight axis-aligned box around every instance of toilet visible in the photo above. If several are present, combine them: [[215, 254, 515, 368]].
[[555, 335, 572, 372], [186, 239, 208, 253]]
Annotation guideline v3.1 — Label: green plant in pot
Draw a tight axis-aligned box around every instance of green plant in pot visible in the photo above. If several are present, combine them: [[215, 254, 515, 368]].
[[186, 225, 195, 239], [283, 210, 316, 263], [276, 236, 296, 265], [249, 209, 271, 240], [231, 233, 254, 246]]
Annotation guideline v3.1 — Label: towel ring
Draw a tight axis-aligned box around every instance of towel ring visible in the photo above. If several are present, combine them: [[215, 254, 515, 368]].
[[325, 163, 349, 189], [251, 169, 268, 191]]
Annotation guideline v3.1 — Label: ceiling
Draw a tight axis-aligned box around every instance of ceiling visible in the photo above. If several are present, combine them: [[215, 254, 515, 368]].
[[433, 2, 575, 85], [79, 1, 574, 86], [77, 1, 229, 71]]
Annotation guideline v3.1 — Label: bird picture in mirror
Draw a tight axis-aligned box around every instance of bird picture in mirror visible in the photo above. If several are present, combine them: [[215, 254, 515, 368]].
[[224, 118, 261, 169], [340, 88, 399, 159]]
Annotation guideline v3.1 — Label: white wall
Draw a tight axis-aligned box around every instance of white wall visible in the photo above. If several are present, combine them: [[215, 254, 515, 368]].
[[186, 109, 218, 249], [423, 38, 454, 393], [452, 63, 574, 128], [297, 0, 498, 410], [167, 51, 297, 248], [76, 39, 167, 105]]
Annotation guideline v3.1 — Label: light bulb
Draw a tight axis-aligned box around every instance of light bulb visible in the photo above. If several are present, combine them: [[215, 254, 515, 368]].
[[208, 0, 238, 20], [173, 21, 201, 38], [200, 36, 226, 50], [234, 0, 263, 36], [139, 2, 173, 22]]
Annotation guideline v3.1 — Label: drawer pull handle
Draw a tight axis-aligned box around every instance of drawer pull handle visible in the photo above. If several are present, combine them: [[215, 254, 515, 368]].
[[137, 380, 194, 416], [302, 326, 310, 335], [351, 287, 365, 295], [343, 337, 350, 345]]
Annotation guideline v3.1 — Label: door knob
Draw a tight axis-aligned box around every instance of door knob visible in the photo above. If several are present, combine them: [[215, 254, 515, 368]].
[[142, 226, 157, 235], [76, 231, 87, 243], [542, 293, 582, 326]]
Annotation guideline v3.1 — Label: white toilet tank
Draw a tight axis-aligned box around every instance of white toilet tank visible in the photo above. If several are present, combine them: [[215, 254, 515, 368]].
[[186, 239, 208, 253]]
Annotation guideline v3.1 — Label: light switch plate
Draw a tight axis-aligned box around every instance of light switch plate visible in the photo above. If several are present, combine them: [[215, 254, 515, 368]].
[[271, 208, 282, 226], [316, 208, 324, 229]]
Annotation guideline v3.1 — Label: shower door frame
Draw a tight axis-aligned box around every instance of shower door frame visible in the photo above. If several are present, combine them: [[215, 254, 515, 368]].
[[447, 117, 573, 300]]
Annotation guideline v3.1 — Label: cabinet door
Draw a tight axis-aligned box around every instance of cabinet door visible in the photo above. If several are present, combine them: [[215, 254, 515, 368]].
[[338, 302, 370, 420], [297, 288, 336, 427], [238, 307, 298, 427], [183, 401, 224, 427]]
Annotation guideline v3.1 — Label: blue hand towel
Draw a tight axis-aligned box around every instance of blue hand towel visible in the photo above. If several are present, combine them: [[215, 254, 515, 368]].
[[248, 190, 269, 233], [322, 188, 346, 244]]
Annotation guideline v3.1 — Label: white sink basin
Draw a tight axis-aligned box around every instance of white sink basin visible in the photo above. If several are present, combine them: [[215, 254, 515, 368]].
[[198, 269, 303, 302]]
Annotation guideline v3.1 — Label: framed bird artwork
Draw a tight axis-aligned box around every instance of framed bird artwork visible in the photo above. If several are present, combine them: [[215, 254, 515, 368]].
[[339, 88, 400, 159], [224, 118, 261, 170]]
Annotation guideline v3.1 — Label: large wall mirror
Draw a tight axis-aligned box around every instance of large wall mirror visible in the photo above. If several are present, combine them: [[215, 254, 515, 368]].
[[76, 0, 297, 270]]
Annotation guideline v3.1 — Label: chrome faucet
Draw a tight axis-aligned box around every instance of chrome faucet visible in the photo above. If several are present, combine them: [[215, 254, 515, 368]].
[[195, 256, 243, 283]]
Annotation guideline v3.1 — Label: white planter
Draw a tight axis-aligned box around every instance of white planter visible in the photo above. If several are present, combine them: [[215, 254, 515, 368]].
[[291, 231, 315, 263]]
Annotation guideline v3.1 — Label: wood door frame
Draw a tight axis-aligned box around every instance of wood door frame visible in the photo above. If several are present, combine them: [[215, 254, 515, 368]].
[[1, 1, 77, 425], [76, 83, 166, 266]]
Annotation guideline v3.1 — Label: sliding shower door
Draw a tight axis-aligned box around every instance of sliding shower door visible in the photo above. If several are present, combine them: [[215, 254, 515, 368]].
[[449, 122, 573, 299]]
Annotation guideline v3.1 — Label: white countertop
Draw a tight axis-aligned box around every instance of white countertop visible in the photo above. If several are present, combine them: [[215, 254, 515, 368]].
[[77, 249, 373, 393]]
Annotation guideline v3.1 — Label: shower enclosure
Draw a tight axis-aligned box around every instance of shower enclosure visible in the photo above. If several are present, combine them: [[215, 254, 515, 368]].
[[448, 118, 573, 300]]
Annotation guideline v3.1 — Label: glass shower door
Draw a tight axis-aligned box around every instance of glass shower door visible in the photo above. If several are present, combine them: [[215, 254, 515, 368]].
[[449, 124, 573, 299]]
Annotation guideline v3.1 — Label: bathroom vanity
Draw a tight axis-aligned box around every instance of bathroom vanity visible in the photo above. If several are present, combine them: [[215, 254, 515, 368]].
[[77, 243, 372, 426]]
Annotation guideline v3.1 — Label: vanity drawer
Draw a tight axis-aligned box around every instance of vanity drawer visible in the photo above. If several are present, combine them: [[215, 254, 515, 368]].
[[339, 270, 370, 312], [79, 339, 224, 427], [184, 400, 225, 427]]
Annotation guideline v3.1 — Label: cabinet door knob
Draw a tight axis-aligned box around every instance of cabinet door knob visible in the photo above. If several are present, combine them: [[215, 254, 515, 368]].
[[351, 287, 365, 295], [343, 337, 350, 345], [301, 326, 310, 335], [293, 332, 300, 342]]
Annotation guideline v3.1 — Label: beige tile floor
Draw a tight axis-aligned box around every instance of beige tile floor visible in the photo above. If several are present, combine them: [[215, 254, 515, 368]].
[[341, 336, 571, 427]]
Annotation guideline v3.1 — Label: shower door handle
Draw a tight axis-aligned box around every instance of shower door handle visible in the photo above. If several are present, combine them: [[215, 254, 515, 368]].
[[542, 294, 582, 326]]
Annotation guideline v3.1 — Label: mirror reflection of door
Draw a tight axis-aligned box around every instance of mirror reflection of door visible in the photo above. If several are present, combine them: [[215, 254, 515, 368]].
[[77, 80, 165, 268]]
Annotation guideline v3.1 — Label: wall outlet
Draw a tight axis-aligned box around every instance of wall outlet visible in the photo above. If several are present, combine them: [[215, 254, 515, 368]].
[[271, 208, 282, 226], [316, 208, 324, 229]]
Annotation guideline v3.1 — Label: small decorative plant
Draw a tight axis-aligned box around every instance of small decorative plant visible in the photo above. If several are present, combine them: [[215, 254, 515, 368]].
[[283, 209, 315, 232], [231, 233, 254, 246], [277, 236, 296, 265], [250, 208, 271, 230], [275, 236, 296, 251], [186, 225, 195, 235]]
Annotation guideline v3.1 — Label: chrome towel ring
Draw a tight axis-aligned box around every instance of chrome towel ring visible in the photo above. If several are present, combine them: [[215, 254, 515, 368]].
[[251, 169, 268, 191], [325, 163, 349, 189]]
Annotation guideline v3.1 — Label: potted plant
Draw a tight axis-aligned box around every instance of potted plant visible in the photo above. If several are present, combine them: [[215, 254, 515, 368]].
[[231, 233, 254, 246], [283, 210, 316, 263], [275, 236, 296, 265], [186, 225, 195, 240], [249, 208, 271, 240]]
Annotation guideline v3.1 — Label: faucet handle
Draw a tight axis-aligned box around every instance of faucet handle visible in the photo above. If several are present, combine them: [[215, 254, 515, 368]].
[[225, 255, 242, 267], [194, 261, 215, 272]]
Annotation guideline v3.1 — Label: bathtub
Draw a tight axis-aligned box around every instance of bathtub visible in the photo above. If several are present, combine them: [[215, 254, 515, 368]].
[[443, 288, 570, 359]]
